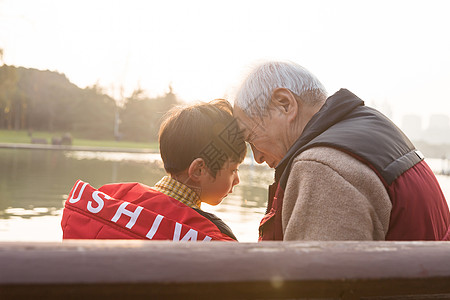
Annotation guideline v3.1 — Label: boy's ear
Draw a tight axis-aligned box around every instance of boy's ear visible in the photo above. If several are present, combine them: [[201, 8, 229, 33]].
[[188, 158, 207, 182]]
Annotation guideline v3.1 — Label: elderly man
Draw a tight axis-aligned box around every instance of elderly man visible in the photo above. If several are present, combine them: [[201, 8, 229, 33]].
[[233, 61, 450, 241]]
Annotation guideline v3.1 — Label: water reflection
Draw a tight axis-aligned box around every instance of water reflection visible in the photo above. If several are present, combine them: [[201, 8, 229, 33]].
[[3, 148, 447, 242], [3, 207, 60, 218], [0, 148, 273, 242]]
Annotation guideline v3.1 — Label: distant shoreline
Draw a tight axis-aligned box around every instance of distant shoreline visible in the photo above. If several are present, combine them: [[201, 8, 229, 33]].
[[0, 143, 158, 154], [1, 142, 448, 175]]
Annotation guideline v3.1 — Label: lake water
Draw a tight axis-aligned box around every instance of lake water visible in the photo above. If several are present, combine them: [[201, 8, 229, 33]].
[[0, 148, 449, 242]]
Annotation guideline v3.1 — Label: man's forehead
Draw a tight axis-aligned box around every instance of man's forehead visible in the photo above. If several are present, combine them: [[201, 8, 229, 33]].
[[233, 107, 254, 132]]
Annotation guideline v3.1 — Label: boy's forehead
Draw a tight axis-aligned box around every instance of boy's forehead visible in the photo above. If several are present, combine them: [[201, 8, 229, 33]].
[[223, 158, 241, 168]]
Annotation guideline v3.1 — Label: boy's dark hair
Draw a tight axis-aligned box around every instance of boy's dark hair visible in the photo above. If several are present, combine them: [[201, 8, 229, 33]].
[[159, 99, 247, 177]]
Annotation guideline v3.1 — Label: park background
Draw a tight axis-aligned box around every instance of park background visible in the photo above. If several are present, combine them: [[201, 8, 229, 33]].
[[0, 0, 450, 242], [1, 0, 450, 154]]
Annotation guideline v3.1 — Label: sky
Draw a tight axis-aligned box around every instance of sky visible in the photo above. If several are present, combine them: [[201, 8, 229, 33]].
[[1, 0, 450, 126]]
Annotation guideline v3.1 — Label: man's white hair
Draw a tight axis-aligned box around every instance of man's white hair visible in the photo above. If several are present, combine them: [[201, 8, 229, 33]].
[[234, 61, 327, 117]]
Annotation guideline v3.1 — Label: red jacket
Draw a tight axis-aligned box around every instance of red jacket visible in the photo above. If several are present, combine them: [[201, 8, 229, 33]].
[[61, 180, 236, 241]]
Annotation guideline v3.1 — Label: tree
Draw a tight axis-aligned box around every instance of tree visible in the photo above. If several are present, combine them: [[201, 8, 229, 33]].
[[0, 65, 23, 129], [120, 86, 180, 142], [70, 84, 116, 139], [0, 65, 180, 140]]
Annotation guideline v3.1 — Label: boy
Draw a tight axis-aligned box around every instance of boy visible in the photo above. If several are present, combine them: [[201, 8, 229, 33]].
[[61, 99, 246, 241]]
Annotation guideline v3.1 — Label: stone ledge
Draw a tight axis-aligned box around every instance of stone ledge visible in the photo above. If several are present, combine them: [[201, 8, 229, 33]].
[[1, 240, 450, 299]]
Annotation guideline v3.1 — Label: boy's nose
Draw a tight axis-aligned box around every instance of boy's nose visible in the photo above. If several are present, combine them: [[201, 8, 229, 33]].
[[233, 172, 240, 186]]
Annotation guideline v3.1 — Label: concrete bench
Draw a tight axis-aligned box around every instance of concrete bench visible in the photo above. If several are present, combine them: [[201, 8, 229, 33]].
[[1, 241, 450, 299]]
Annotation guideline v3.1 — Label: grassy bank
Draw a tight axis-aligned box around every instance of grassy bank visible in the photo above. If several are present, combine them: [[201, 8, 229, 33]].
[[0, 130, 158, 150]]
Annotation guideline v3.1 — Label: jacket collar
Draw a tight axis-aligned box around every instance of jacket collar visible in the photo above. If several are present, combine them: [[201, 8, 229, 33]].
[[153, 176, 202, 209], [274, 89, 364, 182]]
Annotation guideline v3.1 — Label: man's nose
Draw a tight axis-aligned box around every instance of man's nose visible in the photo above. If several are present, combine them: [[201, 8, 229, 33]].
[[250, 144, 264, 164]]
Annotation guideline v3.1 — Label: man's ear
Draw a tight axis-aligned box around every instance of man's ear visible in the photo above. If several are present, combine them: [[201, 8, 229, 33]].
[[271, 88, 298, 122], [188, 158, 206, 182]]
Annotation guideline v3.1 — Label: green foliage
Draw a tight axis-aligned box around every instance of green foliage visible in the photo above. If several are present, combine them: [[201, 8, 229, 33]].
[[70, 84, 116, 139], [120, 87, 179, 142], [15, 67, 81, 132], [0, 66, 180, 141], [0, 65, 25, 130]]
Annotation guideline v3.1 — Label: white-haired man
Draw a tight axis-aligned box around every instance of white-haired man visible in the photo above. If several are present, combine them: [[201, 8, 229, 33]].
[[234, 61, 450, 241]]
